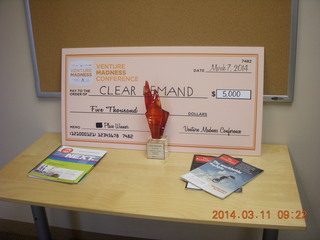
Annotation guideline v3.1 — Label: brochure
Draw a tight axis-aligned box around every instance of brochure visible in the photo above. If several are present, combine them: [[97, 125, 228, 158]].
[[185, 155, 217, 190], [185, 155, 243, 193], [28, 145, 107, 183], [181, 154, 263, 199]]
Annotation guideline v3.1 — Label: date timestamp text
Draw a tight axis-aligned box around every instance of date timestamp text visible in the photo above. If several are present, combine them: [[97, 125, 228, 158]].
[[212, 210, 307, 220]]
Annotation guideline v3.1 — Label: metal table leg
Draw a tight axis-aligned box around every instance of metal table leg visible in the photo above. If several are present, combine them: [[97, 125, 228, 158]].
[[263, 229, 279, 240], [31, 205, 52, 240]]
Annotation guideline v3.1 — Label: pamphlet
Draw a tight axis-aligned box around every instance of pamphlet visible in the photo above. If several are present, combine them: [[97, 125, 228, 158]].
[[186, 155, 243, 193], [185, 155, 217, 190], [181, 154, 263, 199], [28, 146, 107, 183]]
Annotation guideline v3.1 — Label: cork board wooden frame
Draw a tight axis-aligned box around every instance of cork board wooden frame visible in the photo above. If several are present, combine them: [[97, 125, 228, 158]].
[[24, 0, 299, 102]]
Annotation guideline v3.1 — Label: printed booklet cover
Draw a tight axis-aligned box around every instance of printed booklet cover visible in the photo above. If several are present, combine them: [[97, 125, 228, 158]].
[[28, 146, 107, 183], [185, 154, 243, 193], [181, 154, 263, 199], [185, 155, 216, 190]]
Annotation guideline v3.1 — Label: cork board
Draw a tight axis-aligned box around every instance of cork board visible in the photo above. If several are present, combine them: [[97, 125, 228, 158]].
[[24, 0, 298, 102]]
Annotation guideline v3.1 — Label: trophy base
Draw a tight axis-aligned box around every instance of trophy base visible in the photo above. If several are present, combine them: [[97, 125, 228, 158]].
[[146, 136, 168, 159]]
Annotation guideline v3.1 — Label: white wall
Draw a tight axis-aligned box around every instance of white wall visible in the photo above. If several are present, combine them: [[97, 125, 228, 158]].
[[0, 0, 319, 239]]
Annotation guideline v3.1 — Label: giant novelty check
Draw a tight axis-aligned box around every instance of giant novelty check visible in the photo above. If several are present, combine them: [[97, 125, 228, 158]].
[[62, 47, 264, 155]]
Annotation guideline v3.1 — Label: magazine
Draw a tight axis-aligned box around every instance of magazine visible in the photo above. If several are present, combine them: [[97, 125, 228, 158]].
[[28, 145, 107, 183], [185, 154, 243, 193], [181, 154, 263, 199], [185, 155, 216, 190]]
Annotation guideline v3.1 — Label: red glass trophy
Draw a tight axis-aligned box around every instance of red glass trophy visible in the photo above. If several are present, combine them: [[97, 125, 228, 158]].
[[144, 81, 169, 159]]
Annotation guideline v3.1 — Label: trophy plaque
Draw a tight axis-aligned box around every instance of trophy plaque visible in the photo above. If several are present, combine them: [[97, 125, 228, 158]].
[[144, 81, 169, 159]]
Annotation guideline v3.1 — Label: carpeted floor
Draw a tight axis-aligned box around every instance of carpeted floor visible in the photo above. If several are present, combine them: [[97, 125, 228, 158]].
[[0, 231, 149, 240], [0, 219, 150, 240], [0, 232, 37, 240]]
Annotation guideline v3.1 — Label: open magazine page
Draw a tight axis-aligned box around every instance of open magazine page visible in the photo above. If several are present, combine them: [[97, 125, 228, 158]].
[[28, 146, 107, 183], [181, 154, 263, 199]]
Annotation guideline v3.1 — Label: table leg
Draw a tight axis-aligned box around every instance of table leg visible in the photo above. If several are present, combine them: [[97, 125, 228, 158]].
[[31, 205, 52, 240], [262, 229, 279, 240]]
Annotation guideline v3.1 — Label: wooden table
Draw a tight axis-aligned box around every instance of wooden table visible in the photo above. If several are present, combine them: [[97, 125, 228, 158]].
[[0, 133, 306, 240]]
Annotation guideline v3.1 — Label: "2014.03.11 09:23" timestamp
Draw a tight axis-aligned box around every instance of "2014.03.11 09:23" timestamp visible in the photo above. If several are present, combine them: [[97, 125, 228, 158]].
[[212, 210, 307, 220]]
